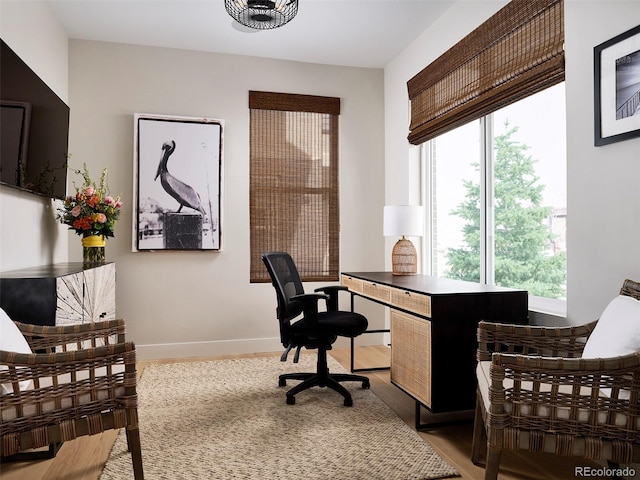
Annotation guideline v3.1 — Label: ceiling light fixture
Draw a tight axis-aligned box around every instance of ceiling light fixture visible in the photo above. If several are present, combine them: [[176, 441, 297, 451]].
[[225, 0, 299, 30]]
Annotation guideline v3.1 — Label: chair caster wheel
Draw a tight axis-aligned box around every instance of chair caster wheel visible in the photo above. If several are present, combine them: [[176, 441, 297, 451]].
[[344, 397, 353, 407], [279, 378, 287, 387], [362, 379, 370, 389], [286, 395, 295, 405]]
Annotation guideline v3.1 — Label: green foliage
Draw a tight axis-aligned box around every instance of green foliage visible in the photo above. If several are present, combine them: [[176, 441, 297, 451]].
[[445, 122, 566, 298]]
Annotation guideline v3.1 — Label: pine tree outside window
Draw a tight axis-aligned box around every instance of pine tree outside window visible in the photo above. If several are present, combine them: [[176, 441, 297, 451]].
[[421, 84, 567, 309]]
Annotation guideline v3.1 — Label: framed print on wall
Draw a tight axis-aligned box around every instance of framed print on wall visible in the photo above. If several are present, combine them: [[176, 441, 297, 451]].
[[594, 24, 640, 146], [133, 113, 223, 251]]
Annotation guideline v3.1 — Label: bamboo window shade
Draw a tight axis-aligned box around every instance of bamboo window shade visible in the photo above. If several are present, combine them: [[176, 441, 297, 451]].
[[407, 0, 564, 145], [249, 91, 340, 283]]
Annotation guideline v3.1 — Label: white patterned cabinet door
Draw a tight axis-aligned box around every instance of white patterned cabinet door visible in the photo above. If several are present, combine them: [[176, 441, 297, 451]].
[[56, 271, 84, 324], [83, 263, 116, 322], [56, 263, 116, 325]]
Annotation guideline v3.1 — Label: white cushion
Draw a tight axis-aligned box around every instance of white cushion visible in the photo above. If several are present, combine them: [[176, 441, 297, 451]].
[[582, 295, 640, 359], [0, 307, 33, 394]]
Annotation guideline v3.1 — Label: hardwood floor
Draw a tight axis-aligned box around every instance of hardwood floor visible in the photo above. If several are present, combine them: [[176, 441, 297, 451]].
[[1, 346, 609, 480]]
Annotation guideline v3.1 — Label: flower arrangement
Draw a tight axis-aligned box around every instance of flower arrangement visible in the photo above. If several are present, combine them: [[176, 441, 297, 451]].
[[58, 163, 123, 239]]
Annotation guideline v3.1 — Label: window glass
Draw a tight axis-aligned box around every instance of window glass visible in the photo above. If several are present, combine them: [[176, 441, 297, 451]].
[[425, 83, 567, 301], [429, 120, 481, 281], [493, 84, 566, 298]]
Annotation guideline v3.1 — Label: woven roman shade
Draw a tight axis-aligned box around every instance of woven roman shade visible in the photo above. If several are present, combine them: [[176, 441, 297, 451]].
[[407, 0, 564, 145], [249, 91, 340, 283]]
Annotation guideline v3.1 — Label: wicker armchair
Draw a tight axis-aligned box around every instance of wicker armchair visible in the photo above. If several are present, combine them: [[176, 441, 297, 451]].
[[471, 280, 640, 480], [0, 319, 143, 479]]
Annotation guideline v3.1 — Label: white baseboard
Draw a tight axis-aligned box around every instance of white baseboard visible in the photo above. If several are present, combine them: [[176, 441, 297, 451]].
[[136, 333, 386, 361], [136, 337, 283, 361]]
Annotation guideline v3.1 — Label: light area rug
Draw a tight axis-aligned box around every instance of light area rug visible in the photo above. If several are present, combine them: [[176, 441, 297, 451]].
[[100, 354, 459, 480]]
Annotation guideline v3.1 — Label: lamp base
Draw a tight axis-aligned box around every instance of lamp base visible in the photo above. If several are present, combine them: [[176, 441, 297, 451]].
[[391, 237, 417, 275]]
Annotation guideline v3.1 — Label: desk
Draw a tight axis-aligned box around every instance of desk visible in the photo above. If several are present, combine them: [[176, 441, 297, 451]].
[[341, 272, 528, 428]]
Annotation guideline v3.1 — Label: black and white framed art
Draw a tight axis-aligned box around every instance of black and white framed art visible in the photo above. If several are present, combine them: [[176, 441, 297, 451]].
[[594, 25, 640, 146], [133, 113, 223, 251]]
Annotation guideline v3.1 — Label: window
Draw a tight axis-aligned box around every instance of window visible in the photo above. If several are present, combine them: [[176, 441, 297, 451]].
[[408, 0, 565, 309], [422, 84, 566, 302], [249, 91, 340, 283]]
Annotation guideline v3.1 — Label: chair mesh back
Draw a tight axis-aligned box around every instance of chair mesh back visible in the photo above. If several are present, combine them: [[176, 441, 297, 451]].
[[262, 252, 305, 322]]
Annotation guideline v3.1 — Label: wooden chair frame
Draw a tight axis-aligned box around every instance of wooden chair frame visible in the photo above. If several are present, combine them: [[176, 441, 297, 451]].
[[1, 319, 143, 479], [471, 279, 640, 480]]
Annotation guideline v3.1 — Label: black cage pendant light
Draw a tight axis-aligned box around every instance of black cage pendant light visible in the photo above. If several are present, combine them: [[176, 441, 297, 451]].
[[225, 0, 299, 30]]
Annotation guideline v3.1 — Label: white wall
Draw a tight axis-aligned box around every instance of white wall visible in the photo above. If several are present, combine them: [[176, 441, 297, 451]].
[[0, 1, 70, 271], [0, 2, 385, 360], [565, 1, 640, 323], [384, 0, 640, 325], [383, 1, 507, 270], [68, 40, 386, 359], [384, 1, 506, 205]]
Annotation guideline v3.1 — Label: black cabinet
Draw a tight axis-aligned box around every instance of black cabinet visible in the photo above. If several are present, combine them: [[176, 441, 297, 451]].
[[0, 263, 115, 326]]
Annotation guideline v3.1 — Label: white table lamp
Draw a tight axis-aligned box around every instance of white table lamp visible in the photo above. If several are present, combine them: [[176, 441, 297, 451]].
[[383, 205, 424, 275]]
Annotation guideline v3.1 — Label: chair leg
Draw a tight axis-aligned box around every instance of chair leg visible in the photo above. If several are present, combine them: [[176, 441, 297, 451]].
[[279, 372, 314, 385], [484, 445, 502, 480], [321, 376, 354, 407], [125, 411, 144, 480], [471, 397, 486, 466], [330, 372, 370, 388], [281, 347, 369, 406], [127, 428, 144, 480]]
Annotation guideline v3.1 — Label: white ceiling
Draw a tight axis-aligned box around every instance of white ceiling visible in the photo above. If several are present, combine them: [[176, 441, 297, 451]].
[[45, 0, 455, 69]]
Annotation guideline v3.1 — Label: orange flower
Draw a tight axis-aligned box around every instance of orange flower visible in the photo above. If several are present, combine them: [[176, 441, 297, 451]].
[[87, 194, 100, 208], [72, 217, 93, 230]]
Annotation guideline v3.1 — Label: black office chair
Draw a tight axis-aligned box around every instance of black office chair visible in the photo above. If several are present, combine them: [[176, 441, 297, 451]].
[[262, 252, 370, 406]]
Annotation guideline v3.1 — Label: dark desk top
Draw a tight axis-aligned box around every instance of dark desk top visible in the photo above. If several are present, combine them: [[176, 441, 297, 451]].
[[342, 272, 527, 296]]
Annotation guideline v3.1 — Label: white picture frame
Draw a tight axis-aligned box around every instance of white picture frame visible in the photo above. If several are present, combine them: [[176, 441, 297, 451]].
[[133, 113, 223, 251]]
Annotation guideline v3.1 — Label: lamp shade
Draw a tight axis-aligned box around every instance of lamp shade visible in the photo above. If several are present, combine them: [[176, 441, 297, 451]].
[[383, 205, 424, 237]]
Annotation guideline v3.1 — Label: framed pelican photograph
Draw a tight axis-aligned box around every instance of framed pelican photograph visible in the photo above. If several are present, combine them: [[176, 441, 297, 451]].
[[133, 113, 223, 251]]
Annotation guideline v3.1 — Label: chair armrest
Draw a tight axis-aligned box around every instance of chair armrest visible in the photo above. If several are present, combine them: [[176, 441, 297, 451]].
[[477, 320, 598, 361], [314, 285, 348, 311], [291, 293, 328, 327], [14, 319, 126, 353], [493, 349, 640, 372], [0, 341, 137, 398], [486, 351, 640, 436]]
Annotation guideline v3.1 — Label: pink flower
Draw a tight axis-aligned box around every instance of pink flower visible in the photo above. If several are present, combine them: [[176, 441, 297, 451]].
[[104, 196, 114, 205], [84, 185, 95, 196], [95, 213, 107, 223], [116, 201, 123, 208], [71, 205, 82, 217]]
